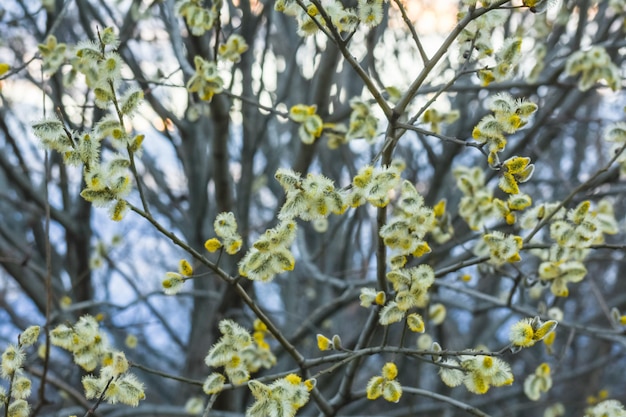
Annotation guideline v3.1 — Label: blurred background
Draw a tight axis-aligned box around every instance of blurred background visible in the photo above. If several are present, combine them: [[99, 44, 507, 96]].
[[0, 0, 625, 415]]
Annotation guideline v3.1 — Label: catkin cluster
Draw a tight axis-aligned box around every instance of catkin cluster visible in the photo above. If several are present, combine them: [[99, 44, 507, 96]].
[[33, 28, 144, 222], [523, 362, 552, 401], [82, 351, 145, 406], [274, 0, 383, 37], [176, 0, 220, 36], [366, 362, 402, 403], [0, 326, 40, 417], [379, 180, 437, 263], [205, 212, 244, 255], [438, 353, 513, 395], [51, 316, 145, 407], [246, 374, 315, 417], [528, 200, 618, 297], [203, 319, 276, 393], [565, 46, 621, 92], [238, 220, 298, 282], [377, 265, 435, 326], [187, 56, 224, 102], [472, 93, 538, 167]]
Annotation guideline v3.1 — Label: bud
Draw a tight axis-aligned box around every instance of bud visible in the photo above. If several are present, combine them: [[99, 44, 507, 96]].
[[331, 334, 342, 350], [203, 372, 226, 395], [19, 326, 40, 347]]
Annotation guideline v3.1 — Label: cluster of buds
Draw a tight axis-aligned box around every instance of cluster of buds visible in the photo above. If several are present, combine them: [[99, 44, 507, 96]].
[[420, 108, 460, 135], [347, 98, 378, 143], [604, 121, 626, 173], [551, 200, 618, 249], [366, 362, 402, 402], [51, 316, 145, 407], [273, 0, 300, 17], [478, 231, 523, 266], [92, 112, 143, 151], [273, 0, 374, 35], [509, 317, 558, 348], [33, 28, 144, 222], [238, 220, 297, 282], [80, 159, 133, 221], [38, 35, 67, 74], [565, 46, 621, 91], [439, 353, 513, 395], [50, 315, 109, 371], [493, 193, 532, 225], [323, 123, 349, 149], [176, 0, 218, 36], [348, 161, 402, 208], [472, 93, 538, 166], [275, 168, 346, 221], [316, 333, 343, 351], [187, 56, 224, 101], [301, 7, 323, 36], [458, 9, 508, 61], [31, 117, 75, 155], [204, 212, 243, 255], [0, 326, 40, 417], [523, 363, 552, 401], [322, 1, 359, 32], [31, 120, 133, 215], [204, 320, 252, 388], [246, 374, 316, 417], [357, 0, 384, 27], [519, 202, 563, 230], [528, 199, 618, 296], [498, 156, 535, 195], [379, 180, 436, 263], [359, 287, 386, 308], [247, 319, 276, 372], [457, 8, 523, 85], [272, 0, 320, 36], [203, 319, 276, 394], [74, 27, 122, 89], [82, 351, 145, 406], [161, 259, 194, 295], [478, 37, 523, 86], [430, 199, 453, 244], [377, 265, 435, 325], [585, 400, 626, 417], [289, 104, 324, 145], [453, 166, 497, 230], [218, 34, 249, 63], [538, 255, 587, 297]]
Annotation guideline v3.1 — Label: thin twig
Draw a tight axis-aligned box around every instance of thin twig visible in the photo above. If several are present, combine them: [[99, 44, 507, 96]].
[[395, 122, 488, 155], [27, 366, 93, 411], [131, 362, 203, 386], [401, 386, 492, 417], [0, 56, 39, 81], [523, 142, 626, 243], [394, 1, 509, 114], [391, 0, 428, 63], [304, 0, 394, 120], [83, 377, 114, 417], [125, 202, 333, 414]]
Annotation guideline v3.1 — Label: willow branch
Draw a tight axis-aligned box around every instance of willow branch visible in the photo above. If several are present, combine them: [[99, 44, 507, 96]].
[[402, 386, 491, 417], [524, 141, 626, 243]]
